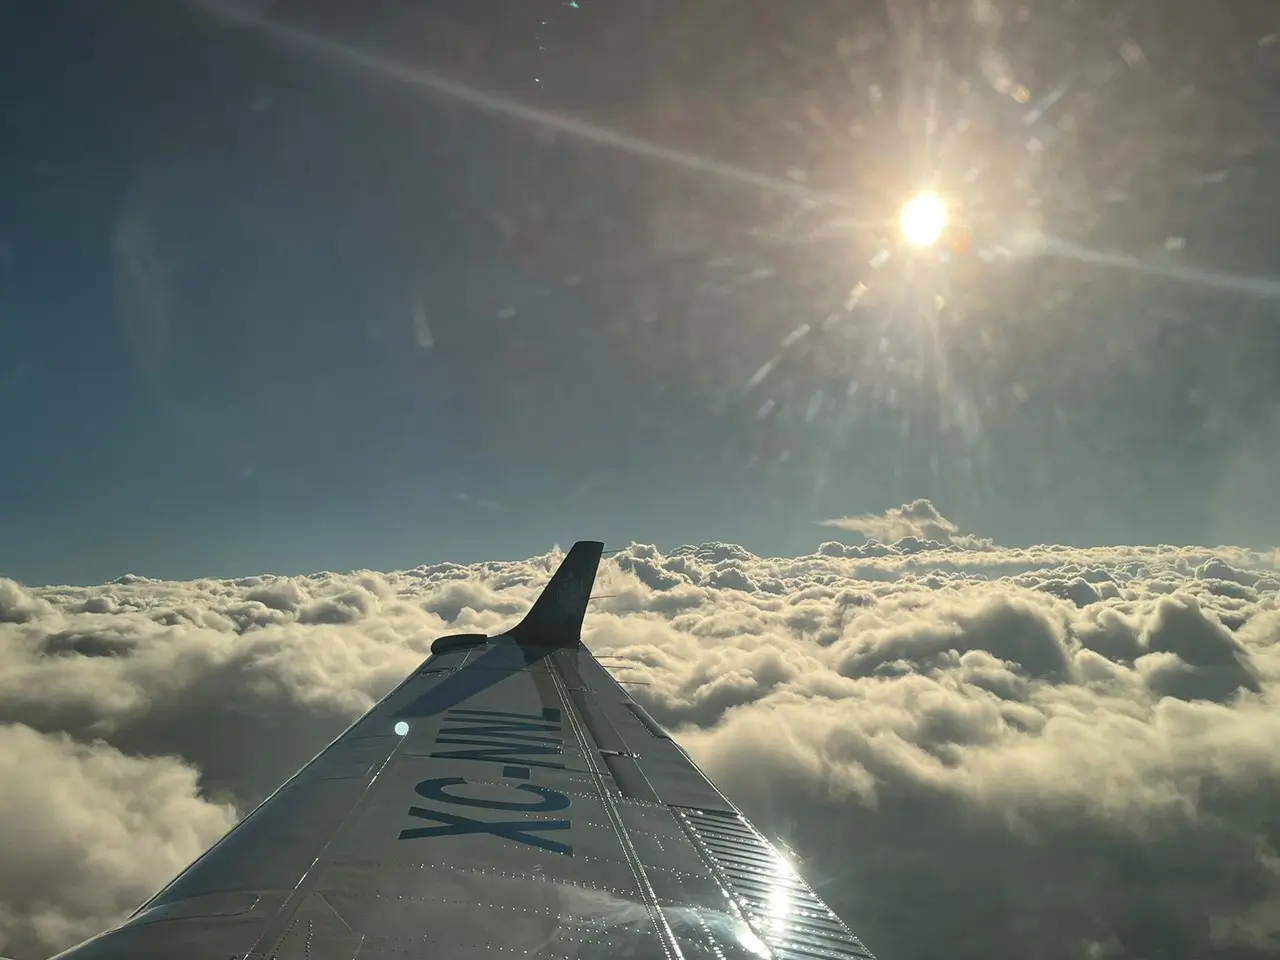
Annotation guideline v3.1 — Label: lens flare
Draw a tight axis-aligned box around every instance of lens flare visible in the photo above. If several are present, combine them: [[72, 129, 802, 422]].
[[899, 192, 948, 248]]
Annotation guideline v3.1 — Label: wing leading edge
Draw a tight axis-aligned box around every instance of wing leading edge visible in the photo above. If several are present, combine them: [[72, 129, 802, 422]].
[[50, 541, 876, 960]]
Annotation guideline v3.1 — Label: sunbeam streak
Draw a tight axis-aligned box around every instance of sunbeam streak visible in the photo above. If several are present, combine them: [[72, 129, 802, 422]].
[[191, 0, 867, 217], [1040, 236, 1280, 302]]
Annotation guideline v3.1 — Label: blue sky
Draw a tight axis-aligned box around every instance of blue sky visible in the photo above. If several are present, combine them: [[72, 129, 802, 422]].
[[2, 0, 1279, 584]]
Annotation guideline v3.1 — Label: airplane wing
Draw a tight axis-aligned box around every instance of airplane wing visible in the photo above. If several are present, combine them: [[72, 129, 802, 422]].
[[51, 541, 877, 960]]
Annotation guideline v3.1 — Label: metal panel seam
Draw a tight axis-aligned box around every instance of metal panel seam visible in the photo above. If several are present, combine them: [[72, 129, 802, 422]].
[[551, 651, 686, 960]]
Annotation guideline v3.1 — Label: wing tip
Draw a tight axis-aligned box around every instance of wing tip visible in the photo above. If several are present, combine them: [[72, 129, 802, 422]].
[[506, 540, 604, 648]]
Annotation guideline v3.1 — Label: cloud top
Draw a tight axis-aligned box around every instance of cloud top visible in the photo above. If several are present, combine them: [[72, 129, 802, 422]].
[[1, 507, 1278, 959]]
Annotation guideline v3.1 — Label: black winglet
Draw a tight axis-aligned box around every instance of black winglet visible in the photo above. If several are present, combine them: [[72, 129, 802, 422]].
[[506, 540, 603, 648]]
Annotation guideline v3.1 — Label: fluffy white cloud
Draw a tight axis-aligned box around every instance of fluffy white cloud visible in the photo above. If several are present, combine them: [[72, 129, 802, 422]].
[[1, 505, 1278, 959], [0, 725, 236, 955], [821, 496, 993, 550]]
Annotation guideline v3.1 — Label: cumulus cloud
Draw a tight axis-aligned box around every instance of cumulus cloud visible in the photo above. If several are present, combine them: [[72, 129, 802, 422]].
[[1, 511, 1279, 959], [0, 725, 237, 955], [822, 497, 971, 546]]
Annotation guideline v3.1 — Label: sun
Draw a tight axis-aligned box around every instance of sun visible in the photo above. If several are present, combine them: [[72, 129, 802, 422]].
[[899, 191, 948, 248]]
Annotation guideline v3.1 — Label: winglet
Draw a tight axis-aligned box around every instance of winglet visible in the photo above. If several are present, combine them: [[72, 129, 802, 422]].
[[506, 540, 603, 648]]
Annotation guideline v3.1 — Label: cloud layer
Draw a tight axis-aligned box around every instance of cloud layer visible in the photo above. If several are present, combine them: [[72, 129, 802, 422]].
[[1, 504, 1278, 959]]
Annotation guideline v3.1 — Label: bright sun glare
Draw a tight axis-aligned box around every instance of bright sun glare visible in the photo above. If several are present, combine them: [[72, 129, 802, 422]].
[[899, 191, 948, 248]]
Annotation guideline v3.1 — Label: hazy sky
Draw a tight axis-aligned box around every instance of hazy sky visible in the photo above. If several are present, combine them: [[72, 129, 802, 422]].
[[2, 0, 1279, 585]]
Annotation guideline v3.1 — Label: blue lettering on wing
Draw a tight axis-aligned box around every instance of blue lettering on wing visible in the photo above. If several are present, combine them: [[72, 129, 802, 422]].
[[436, 721, 560, 742], [398, 806, 572, 855], [398, 777, 574, 855], [397, 707, 575, 854], [429, 738, 566, 768], [428, 707, 567, 770], [414, 776, 571, 812]]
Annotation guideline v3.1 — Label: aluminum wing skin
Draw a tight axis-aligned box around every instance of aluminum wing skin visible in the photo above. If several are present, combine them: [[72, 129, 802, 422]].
[[51, 541, 876, 960]]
